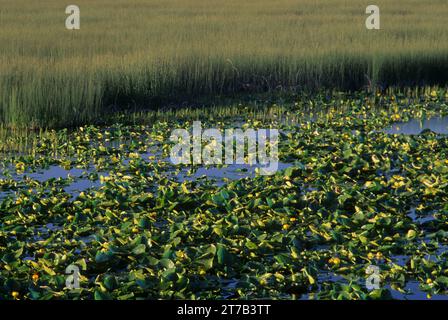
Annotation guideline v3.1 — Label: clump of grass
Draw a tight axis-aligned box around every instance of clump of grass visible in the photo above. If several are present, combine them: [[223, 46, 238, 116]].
[[0, 0, 447, 127]]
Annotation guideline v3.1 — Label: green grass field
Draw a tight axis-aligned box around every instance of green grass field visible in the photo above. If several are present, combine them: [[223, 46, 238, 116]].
[[0, 0, 447, 127]]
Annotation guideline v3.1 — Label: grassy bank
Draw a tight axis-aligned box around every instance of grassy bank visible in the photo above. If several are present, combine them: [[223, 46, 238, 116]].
[[0, 0, 447, 127]]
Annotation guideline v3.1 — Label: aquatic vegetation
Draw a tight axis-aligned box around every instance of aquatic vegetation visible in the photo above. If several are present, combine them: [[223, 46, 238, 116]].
[[0, 91, 448, 300], [0, 0, 448, 127]]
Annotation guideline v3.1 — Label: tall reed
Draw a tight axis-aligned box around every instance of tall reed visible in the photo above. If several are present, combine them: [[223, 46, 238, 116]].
[[0, 0, 447, 127]]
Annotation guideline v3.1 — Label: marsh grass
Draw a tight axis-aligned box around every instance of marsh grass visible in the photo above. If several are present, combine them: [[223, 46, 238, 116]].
[[0, 0, 447, 127]]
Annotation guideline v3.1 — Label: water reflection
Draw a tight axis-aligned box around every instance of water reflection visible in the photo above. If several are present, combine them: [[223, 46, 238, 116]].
[[384, 117, 448, 135]]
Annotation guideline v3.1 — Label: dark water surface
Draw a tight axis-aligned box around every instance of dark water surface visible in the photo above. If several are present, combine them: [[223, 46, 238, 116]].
[[384, 116, 448, 135]]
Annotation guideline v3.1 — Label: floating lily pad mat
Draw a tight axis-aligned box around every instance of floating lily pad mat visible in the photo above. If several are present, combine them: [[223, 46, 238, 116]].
[[1, 90, 448, 300]]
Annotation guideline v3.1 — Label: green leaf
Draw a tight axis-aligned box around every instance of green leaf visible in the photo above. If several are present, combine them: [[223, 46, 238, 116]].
[[94, 290, 112, 300], [132, 244, 146, 255], [217, 244, 234, 266], [139, 217, 151, 229], [104, 275, 118, 291], [274, 254, 292, 266], [435, 276, 448, 286], [159, 258, 175, 269], [76, 258, 87, 270], [196, 244, 216, 270], [302, 268, 315, 285], [42, 264, 56, 276], [95, 251, 113, 264], [368, 289, 392, 300], [213, 227, 223, 236], [245, 240, 258, 250], [284, 166, 297, 178], [1, 253, 16, 264]]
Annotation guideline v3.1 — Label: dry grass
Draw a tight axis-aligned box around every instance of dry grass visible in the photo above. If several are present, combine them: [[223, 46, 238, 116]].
[[0, 0, 447, 127]]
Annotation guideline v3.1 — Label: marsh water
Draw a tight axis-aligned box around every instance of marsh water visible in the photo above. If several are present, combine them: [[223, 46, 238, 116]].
[[2, 115, 446, 193], [1, 115, 448, 300], [383, 116, 448, 135]]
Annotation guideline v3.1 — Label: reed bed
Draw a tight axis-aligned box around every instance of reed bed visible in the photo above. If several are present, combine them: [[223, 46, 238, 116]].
[[0, 0, 447, 127]]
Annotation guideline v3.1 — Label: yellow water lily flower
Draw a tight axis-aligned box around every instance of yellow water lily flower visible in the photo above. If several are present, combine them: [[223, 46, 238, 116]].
[[401, 143, 411, 152], [15, 162, 25, 172], [392, 181, 406, 189], [329, 257, 341, 265], [176, 250, 187, 260], [406, 229, 417, 240], [100, 175, 112, 183], [111, 156, 120, 163]]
